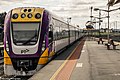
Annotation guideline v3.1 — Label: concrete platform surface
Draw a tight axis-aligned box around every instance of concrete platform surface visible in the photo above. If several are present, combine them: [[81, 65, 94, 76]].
[[29, 40, 120, 80], [70, 41, 120, 80]]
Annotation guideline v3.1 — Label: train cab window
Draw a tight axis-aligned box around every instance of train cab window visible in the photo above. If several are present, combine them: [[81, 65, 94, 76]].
[[11, 22, 40, 46]]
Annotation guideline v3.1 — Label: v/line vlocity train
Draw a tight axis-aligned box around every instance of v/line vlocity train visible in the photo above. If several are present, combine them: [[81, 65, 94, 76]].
[[4, 7, 84, 76]]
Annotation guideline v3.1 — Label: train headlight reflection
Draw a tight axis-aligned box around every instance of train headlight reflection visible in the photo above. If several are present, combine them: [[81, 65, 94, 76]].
[[27, 13, 33, 18], [12, 13, 18, 19], [35, 13, 41, 19], [21, 13, 26, 18], [42, 47, 45, 51]]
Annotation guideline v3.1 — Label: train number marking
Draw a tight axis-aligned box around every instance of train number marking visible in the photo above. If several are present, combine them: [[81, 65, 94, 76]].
[[21, 49, 29, 54]]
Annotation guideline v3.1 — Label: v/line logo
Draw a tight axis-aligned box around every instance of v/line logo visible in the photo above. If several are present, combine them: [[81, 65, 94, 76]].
[[21, 49, 29, 54]]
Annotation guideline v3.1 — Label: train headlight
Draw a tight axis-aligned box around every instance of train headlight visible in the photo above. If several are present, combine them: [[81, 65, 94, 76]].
[[6, 39, 9, 52], [12, 13, 18, 19], [27, 13, 33, 18], [35, 13, 41, 19], [21, 13, 26, 18]]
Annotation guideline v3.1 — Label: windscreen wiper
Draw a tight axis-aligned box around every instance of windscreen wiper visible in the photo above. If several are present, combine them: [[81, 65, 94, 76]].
[[22, 34, 37, 45]]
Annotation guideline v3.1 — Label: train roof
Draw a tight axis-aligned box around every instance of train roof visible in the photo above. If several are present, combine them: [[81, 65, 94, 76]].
[[46, 10, 78, 28]]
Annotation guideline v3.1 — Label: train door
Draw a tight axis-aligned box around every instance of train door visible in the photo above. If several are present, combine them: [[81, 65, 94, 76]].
[[48, 24, 54, 58]]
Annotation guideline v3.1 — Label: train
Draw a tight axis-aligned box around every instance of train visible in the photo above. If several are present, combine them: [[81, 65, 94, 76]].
[[4, 7, 84, 76]]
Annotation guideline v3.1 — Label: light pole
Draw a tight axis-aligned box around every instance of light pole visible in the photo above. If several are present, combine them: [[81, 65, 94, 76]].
[[87, 6, 94, 39], [94, 7, 120, 43], [93, 9, 101, 38], [67, 17, 71, 44], [90, 7, 93, 21], [92, 15, 107, 38], [116, 21, 117, 32], [108, 0, 110, 43], [99, 10, 101, 37]]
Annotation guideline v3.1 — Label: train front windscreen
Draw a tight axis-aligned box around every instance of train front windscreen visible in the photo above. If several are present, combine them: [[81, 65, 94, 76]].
[[11, 23, 40, 46]]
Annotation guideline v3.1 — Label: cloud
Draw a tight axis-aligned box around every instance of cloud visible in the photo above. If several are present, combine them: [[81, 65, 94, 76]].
[[0, 1, 13, 5], [73, 1, 95, 5], [0, 0, 119, 29]]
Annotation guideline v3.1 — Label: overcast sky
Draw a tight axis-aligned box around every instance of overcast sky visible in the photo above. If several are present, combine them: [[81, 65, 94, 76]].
[[0, 0, 120, 29]]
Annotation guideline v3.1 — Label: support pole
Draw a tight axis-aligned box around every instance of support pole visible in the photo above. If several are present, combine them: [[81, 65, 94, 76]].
[[108, 0, 110, 43]]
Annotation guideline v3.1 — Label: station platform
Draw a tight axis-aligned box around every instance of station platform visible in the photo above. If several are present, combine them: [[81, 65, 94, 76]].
[[29, 38, 120, 80]]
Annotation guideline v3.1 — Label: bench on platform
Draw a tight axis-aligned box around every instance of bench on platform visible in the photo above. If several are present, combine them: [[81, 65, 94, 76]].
[[105, 39, 119, 50]]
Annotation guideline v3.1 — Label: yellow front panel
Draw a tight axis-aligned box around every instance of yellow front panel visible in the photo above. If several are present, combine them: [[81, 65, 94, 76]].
[[11, 7, 44, 22], [38, 48, 49, 64], [4, 49, 12, 64]]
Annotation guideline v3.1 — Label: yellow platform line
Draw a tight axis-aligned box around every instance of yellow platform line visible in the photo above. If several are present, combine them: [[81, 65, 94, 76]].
[[50, 42, 81, 80]]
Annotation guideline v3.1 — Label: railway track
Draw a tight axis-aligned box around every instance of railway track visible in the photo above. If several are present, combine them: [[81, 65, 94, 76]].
[[0, 75, 16, 80], [0, 57, 31, 80], [0, 75, 31, 80], [0, 57, 4, 78], [0, 57, 3, 65]]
